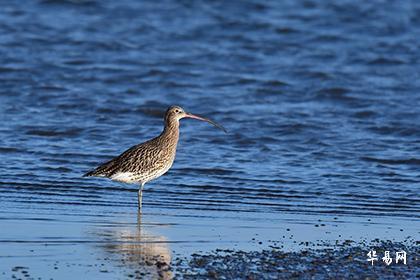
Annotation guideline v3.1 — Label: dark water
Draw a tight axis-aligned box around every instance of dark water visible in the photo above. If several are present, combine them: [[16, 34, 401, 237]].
[[0, 0, 419, 279]]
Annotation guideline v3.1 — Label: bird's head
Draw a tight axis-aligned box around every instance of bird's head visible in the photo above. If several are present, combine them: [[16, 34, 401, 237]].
[[164, 105, 226, 133]]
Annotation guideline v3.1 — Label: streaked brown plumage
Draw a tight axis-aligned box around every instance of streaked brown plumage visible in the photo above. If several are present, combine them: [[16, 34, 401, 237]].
[[84, 105, 226, 210]]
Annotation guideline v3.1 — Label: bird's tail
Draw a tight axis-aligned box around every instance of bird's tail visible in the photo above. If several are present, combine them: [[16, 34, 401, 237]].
[[83, 160, 114, 178], [83, 170, 96, 177]]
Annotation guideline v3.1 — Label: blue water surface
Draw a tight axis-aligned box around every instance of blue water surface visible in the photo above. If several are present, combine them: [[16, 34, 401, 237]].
[[0, 0, 419, 279]]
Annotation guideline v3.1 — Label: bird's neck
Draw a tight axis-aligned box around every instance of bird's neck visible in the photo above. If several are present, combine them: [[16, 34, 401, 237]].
[[161, 119, 180, 142]]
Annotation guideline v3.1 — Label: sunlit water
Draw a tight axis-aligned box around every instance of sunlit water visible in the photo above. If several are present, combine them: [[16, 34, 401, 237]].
[[0, 0, 419, 279]]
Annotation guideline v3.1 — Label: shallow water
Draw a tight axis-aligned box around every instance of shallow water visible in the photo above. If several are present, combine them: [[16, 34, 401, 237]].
[[0, 0, 419, 279]]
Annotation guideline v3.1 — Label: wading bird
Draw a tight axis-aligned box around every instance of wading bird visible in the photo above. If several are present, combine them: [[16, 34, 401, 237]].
[[84, 105, 226, 211]]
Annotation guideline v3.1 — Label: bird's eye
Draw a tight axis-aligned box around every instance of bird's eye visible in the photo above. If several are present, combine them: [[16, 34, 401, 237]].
[[175, 110, 180, 113]]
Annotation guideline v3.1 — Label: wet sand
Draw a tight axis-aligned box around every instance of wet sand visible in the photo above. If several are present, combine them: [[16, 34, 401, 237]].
[[1, 208, 418, 279], [5, 237, 418, 279], [174, 240, 419, 279]]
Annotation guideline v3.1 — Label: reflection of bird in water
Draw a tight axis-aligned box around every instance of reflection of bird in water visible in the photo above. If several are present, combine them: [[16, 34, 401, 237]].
[[84, 105, 226, 211], [98, 211, 172, 279]]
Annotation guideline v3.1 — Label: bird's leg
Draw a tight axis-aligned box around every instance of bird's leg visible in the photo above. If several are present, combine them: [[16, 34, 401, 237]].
[[138, 183, 144, 211], [137, 208, 143, 226]]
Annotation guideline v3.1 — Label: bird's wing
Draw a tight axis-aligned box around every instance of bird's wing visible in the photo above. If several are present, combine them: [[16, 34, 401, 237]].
[[84, 140, 162, 177]]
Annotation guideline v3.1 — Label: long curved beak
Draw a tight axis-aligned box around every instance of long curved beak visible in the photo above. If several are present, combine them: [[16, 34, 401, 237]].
[[185, 113, 227, 133]]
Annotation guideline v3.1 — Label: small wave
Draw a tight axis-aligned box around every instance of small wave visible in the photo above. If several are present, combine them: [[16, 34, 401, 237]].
[[368, 57, 406, 65], [41, 166, 73, 173], [174, 167, 239, 176], [39, 0, 99, 7], [275, 27, 301, 34], [314, 87, 359, 104], [352, 110, 377, 119], [0, 147, 20, 153], [361, 156, 420, 166], [26, 128, 83, 137], [366, 125, 419, 136]]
